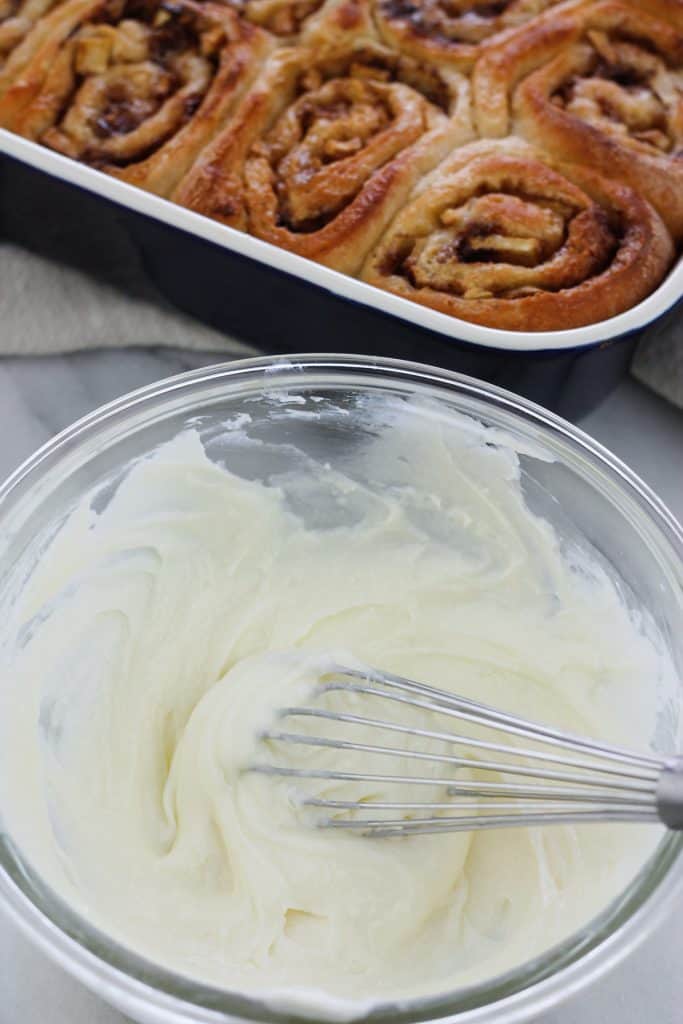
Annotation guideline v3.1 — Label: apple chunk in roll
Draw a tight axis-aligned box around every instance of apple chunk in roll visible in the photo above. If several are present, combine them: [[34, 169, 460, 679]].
[[362, 138, 674, 331], [0, 0, 274, 197], [228, 0, 327, 37], [473, 0, 683, 239], [174, 41, 474, 273]]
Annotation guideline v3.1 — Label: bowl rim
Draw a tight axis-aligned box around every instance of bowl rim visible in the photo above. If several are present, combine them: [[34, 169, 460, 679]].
[[0, 352, 682, 1024], [1, 129, 682, 354]]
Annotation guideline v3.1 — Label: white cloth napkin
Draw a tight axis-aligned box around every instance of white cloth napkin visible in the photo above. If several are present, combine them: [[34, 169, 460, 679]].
[[1, 155, 680, 406]]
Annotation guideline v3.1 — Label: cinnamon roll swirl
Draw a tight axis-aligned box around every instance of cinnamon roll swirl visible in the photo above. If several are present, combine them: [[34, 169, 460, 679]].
[[0, 0, 273, 196], [0, 0, 97, 100], [175, 41, 473, 272], [474, 0, 683, 238], [371, 0, 576, 70], [362, 138, 673, 330]]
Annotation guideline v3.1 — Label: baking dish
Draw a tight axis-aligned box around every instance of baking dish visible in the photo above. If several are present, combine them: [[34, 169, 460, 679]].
[[1, 128, 681, 418], [0, 354, 682, 1024]]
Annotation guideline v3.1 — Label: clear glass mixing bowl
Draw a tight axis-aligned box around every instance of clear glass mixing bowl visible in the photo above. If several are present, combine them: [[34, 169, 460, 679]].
[[0, 355, 681, 1024]]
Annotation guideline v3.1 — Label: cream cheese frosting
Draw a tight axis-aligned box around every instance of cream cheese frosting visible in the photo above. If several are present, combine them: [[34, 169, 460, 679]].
[[0, 400, 674, 1017]]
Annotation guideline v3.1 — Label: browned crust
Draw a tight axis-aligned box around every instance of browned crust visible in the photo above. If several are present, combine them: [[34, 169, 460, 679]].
[[0, 0, 66, 74], [362, 138, 674, 331], [174, 46, 305, 233], [473, 8, 579, 137], [0, 0, 101, 116], [371, 0, 478, 70], [174, 42, 474, 274], [371, 0, 588, 71], [116, 12, 275, 196], [474, 0, 683, 136], [300, 0, 372, 48]]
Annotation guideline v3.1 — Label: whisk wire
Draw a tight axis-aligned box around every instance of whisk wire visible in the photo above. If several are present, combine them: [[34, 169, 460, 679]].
[[247, 666, 682, 837], [320, 672, 665, 769], [322, 809, 659, 837], [261, 730, 657, 792], [273, 707, 660, 782]]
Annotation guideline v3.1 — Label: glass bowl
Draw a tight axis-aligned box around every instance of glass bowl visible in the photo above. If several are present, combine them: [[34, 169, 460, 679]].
[[0, 354, 681, 1024]]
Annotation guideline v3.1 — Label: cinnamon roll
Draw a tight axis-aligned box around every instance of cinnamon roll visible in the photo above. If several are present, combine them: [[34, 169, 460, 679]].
[[175, 41, 473, 272], [474, 0, 683, 238], [0, 0, 273, 197], [362, 138, 674, 331]]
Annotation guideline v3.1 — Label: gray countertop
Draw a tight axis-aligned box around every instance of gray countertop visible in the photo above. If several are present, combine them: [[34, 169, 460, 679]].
[[0, 351, 681, 1024]]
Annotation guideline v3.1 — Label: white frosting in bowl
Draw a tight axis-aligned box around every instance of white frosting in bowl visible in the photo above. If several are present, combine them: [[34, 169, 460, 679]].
[[0, 401, 673, 1018]]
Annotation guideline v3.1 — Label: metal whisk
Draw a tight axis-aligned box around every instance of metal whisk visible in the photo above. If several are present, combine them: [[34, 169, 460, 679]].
[[249, 665, 683, 837]]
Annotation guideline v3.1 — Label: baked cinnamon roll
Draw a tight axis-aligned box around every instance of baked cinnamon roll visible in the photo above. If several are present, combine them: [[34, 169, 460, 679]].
[[175, 40, 473, 272], [474, 0, 683, 238], [0, 0, 273, 196], [362, 138, 674, 330]]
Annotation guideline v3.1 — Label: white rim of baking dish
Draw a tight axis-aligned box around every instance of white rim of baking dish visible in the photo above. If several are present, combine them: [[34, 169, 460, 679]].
[[0, 354, 682, 1024], [1, 129, 681, 354]]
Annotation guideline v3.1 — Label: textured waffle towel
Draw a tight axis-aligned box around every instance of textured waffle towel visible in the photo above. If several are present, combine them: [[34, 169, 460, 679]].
[[630, 308, 683, 410], [0, 156, 680, 407], [0, 157, 253, 357], [0, 239, 255, 357]]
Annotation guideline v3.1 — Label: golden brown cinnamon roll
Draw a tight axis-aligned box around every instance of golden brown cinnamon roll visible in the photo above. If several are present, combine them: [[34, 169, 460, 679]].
[[0, 0, 273, 196], [362, 138, 674, 330], [474, 0, 683, 238], [175, 40, 473, 272]]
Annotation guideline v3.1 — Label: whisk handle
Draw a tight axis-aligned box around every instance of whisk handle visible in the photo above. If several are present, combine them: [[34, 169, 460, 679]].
[[656, 758, 683, 830]]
